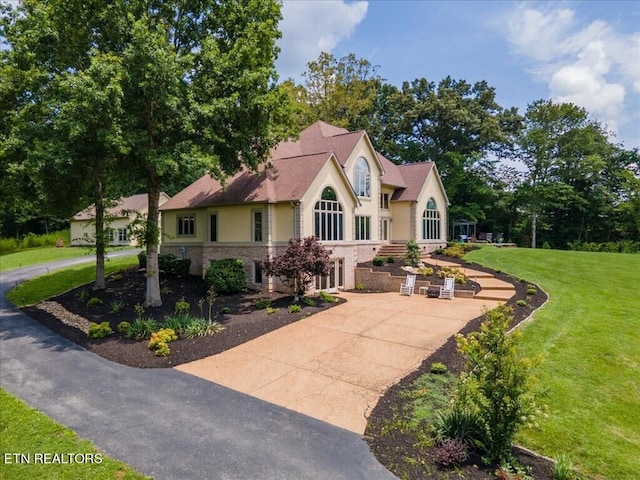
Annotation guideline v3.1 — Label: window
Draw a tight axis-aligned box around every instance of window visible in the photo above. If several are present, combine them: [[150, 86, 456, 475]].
[[422, 198, 441, 240], [209, 214, 217, 242], [253, 211, 263, 242], [106, 229, 115, 244], [254, 261, 263, 284], [380, 193, 390, 210], [117, 228, 129, 243], [355, 216, 370, 240], [314, 187, 344, 241], [354, 157, 370, 198], [178, 215, 195, 236]]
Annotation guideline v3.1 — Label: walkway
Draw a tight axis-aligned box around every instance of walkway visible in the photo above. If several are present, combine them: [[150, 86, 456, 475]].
[[1, 258, 396, 480], [176, 263, 514, 434]]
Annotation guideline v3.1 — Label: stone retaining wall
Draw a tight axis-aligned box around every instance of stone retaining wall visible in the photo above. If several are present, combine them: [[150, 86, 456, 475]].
[[354, 267, 475, 298]]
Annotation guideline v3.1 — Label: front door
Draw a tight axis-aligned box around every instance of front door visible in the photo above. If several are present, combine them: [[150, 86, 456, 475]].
[[315, 258, 344, 292]]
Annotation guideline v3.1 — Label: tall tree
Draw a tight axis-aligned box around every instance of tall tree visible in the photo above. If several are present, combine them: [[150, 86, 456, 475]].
[[2, 0, 291, 305]]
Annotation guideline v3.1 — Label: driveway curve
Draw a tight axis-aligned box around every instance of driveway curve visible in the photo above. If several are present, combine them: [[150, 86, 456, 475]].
[[1, 256, 396, 480]]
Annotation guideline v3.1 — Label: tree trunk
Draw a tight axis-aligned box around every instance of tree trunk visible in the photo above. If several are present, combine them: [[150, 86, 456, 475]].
[[144, 175, 162, 307], [531, 212, 537, 249], [93, 159, 106, 290]]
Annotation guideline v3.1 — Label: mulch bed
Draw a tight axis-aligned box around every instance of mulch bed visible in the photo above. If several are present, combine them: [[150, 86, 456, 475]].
[[23, 267, 344, 368], [364, 253, 553, 479], [23, 254, 554, 478]]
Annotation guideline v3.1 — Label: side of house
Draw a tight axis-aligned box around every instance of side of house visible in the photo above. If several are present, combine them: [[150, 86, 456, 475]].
[[159, 121, 448, 292], [70, 193, 170, 247]]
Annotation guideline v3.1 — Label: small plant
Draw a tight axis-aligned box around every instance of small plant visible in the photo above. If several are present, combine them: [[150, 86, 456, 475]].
[[387, 256, 395, 263], [183, 318, 225, 338], [418, 266, 434, 276], [552, 454, 576, 480], [75, 289, 88, 302], [430, 362, 447, 374], [372, 256, 385, 266], [86, 297, 104, 308], [438, 266, 467, 284], [133, 303, 145, 320], [147, 328, 178, 356], [319, 290, 337, 303], [303, 297, 315, 306], [127, 318, 158, 340], [254, 298, 272, 310], [117, 321, 131, 335], [160, 285, 173, 295], [527, 287, 537, 295], [174, 297, 190, 314], [87, 322, 113, 339], [266, 307, 278, 314], [516, 299, 528, 307], [162, 313, 197, 334], [356, 282, 365, 291], [433, 408, 483, 444], [109, 273, 123, 281], [287, 304, 302, 313], [220, 306, 231, 315], [206, 286, 216, 321], [109, 300, 125, 313], [404, 239, 421, 267], [435, 437, 469, 467]]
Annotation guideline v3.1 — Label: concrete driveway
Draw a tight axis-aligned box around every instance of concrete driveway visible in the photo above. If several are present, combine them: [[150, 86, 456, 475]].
[[177, 291, 504, 433]]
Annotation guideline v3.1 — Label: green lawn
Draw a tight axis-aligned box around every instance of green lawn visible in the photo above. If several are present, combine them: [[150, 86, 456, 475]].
[[0, 247, 137, 272], [466, 247, 640, 480], [7, 256, 138, 307], [0, 388, 149, 479]]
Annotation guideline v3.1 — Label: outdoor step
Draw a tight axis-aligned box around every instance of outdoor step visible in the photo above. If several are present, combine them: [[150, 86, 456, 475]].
[[473, 289, 516, 301]]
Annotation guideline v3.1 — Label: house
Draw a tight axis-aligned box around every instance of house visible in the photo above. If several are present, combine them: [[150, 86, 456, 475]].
[[159, 121, 449, 292], [70, 193, 170, 247]]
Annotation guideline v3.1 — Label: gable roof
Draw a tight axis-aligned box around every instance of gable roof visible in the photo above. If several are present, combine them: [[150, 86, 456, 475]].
[[72, 193, 155, 221], [160, 121, 442, 210]]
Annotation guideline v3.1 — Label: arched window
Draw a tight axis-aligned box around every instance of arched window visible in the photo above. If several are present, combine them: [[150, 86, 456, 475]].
[[315, 187, 344, 241], [354, 157, 370, 198], [422, 198, 441, 240]]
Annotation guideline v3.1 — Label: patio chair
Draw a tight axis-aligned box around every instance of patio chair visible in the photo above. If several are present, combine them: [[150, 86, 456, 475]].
[[399, 274, 416, 296], [439, 276, 455, 299]]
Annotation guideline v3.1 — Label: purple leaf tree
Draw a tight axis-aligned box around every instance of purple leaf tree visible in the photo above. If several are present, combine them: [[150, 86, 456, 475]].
[[263, 237, 332, 301]]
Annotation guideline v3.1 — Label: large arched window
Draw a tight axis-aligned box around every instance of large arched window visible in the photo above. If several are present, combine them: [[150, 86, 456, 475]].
[[422, 198, 441, 240], [315, 187, 344, 241], [354, 157, 370, 198]]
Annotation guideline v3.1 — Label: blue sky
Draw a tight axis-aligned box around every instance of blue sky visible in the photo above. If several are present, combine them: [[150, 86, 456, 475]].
[[277, 1, 640, 150]]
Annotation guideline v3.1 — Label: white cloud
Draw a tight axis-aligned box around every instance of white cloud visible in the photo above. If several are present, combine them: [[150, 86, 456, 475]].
[[506, 3, 640, 144], [276, 0, 368, 81]]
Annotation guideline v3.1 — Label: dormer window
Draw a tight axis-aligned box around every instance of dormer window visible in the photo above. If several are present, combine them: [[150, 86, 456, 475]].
[[354, 157, 370, 198]]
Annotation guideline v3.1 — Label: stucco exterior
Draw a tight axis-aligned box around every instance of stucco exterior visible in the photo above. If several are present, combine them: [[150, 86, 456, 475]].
[[159, 121, 449, 293]]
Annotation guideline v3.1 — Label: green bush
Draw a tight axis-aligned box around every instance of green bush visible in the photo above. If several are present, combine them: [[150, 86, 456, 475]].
[[516, 299, 528, 307], [387, 256, 396, 263], [418, 266, 434, 276], [266, 307, 278, 314], [183, 318, 224, 338], [434, 408, 483, 444], [109, 300, 124, 313], [126, 318, 158, 340], [86, 297, 103, 308], [254, 298, 272, 310], [527, 287, 537, 295], [138, 252, 191, 276], [404, 239, 421, 267], [287, 304, 302, 313], [174, 297, 190, 314], [220, 306, 231, 314], [319, 290, 337, 303], [116, 321, 131, 335], [162, 313, 198, 334], [205, 258, 245, 294], [147, 328, 178, 357], [87, 322, 113, 339], [430, 362, 448, 374], [303, 297, 315, 306], [372, 256, 385, 266]]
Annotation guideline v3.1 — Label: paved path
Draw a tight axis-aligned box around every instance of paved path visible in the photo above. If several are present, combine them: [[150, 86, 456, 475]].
[[1, 256, 396, 480], [177, 292, 504, 433]]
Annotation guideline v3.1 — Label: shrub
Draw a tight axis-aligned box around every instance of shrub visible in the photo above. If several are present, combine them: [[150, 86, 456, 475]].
[[387, 255, 396, 263], [404, 239, 421, 267], [435, 437, 469, 467], [109, 300, 124, 313], [303, 297, 315, 306], [434, 408, 483, 444], [87, 322, 113, 339], [162, 313, 198, 334], [152, 342, 170, 357], [453, 305, 540, 465], [220, 306, 231, 314], [137, 251, 147, 268], [430, 362, 447, 374], [86, 297, 103, 308], [148, 328, 178, 348], [183, 318, 224, 338], [116, 321, 131, 335], [356, 282, 365, 290], [266, 307, 278, 314], [372, 256, 385, 266], [254, 298, 272, 310], [174, 297, 190, 314], [442, 244, 465, 258], [418, 266, 434, 276], [287, 304, 302, 313], [527, 287, 537, 295], [205, 258, 245, 294], [552, 454, 576, 480], [319, 290, 337, 303], [138, 252, 191, 276], [438, 266, 467, 284], [127, 318, 158, 340], [516, 299, 527, 307]]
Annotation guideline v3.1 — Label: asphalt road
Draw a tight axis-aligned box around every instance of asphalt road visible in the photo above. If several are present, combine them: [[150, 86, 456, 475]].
[[0, 253, 397, 479]]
